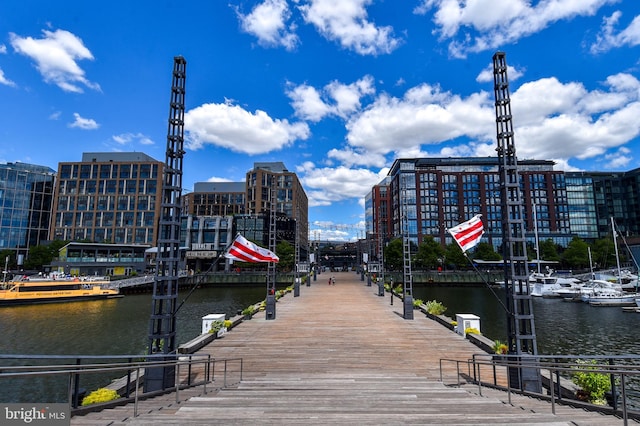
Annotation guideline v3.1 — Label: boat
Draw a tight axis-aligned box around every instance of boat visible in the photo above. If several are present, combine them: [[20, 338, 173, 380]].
[[530, 270, 582, 297], [0, 275, 122, 306], [586, 287, 637, 307]]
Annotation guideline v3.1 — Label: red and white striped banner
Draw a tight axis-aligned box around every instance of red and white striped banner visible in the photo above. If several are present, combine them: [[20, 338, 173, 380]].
[[224, 234, 279, 263], [447, 215, 484, 253]]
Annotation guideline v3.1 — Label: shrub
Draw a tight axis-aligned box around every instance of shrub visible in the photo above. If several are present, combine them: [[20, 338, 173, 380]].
[[493, 340, 508, 354], [465, 327, 480, 335], [412, 298, 424, 308], [224, 320, 232, 329], [572, 359, 611, 404], [242, 306, 255, 316], [424, 300, 447, 315], [81, 388, 119, 406], [209, 320, 224, 334]]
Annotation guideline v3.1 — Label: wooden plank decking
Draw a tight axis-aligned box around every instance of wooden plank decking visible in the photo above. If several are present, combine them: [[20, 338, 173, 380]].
[[72, 271, 631, 425]]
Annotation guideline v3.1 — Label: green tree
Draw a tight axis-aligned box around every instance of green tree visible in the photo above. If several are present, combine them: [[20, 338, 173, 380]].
[[275, 240, 295, 272], [383, 238, 403, 271], [472, 242, 502, 261], [413, 236, 445, 270], [0, 250, 17, 270], [561, 237, 590, 269], [591, 237, 617, 269], [539, 238, 560, 262], [23, 240, 69, 270], [444, 243, 469, 269]]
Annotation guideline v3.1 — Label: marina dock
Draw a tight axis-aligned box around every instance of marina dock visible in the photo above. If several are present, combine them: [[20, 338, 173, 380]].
[[72, 271, 631, 425]]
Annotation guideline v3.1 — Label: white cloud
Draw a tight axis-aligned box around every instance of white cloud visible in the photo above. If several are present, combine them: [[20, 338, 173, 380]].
[[184, 101, 310, 155], [237, 0, 299, 50], [0, 68, 16, 87], [68, 113, 99, 130], [10, 28, 100, 93], [298, 70, 640, 171], [298, 0, 402, 55], [112, 132, 154, 146], [416, 0, 613, 58], [0, 44, 6, 54], [48, 111, 62, 120], [510, 74, 640, 161], [287, 75, 375, 121], [206, 176, 236, 182], [298, 161, 386, 207], [590, 11, 640, 53], [287, 84, 333, 122], [601, 146, 632, 169], [476, 63, 525, 83], [345, 84, 494, 155]]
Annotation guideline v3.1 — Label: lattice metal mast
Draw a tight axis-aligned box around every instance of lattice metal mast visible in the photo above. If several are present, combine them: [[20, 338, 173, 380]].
[[400, 173, 413, 320], [492, 52, 538, 357], [265, 186, 278, 319], [145, 56, 186, 391]]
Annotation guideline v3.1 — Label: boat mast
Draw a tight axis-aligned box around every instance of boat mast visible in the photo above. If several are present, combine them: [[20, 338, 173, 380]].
[[533, 202, 540, 274], [611, 217, 622, 286]]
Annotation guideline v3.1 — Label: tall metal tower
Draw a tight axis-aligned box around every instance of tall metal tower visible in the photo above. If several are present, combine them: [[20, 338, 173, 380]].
[[492, 51, 540, 392], [145, 56, 186, 392], [265, 187, 277, 319], [400, 173, 413, 320]]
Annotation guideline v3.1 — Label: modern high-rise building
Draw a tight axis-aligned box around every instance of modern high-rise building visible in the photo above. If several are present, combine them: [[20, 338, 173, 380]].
[[0, 162, 56, 260], [565, 169, 640, 239], [246, 162, 308, 249], [182, 182, 246, 216], [367, 157, 574, 251], [50, 152, 164, 245]]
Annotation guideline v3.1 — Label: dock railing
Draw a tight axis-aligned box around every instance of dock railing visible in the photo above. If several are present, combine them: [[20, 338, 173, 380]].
[[0, 353, 243, 417], [440, 353, 640, 425]]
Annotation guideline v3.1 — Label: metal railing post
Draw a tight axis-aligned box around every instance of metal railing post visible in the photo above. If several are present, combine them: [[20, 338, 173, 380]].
[[134, 366, 141, 417], [175, 359, 180, 403], [549, 368, 555, 415], [621, 373, 628, 425]]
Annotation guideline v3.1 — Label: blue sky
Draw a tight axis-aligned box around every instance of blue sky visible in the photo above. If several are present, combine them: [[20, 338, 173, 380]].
[[2, 1, 640, 242]]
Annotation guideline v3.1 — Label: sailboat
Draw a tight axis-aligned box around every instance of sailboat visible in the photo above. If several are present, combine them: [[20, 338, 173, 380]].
[[583, 218, 638, 307]]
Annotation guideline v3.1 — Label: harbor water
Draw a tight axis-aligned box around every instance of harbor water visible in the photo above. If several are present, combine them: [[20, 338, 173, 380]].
[[1, 279, 639, 404]]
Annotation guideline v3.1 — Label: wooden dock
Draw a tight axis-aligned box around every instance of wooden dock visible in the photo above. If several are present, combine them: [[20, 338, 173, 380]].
[[72, 271, 632, 425]]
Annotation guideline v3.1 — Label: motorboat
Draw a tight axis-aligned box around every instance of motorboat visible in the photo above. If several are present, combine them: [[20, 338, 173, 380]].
[[530, 271, 581, 297]]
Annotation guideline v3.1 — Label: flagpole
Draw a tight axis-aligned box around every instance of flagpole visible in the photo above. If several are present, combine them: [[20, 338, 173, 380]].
[[463, 253, 512, 317], [174, 237, 236, 315]]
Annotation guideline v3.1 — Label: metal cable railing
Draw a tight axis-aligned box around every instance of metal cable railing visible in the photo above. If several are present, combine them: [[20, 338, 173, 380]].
[[0, 353, 243, 417], [439, 353, 640, 425]]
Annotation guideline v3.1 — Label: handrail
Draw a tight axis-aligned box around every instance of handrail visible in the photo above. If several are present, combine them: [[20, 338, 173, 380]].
[[439, 353, 640, 425], [0, 353, 243, 417]]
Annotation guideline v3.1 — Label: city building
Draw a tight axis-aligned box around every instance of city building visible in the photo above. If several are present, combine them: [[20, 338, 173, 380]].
[[181, 215, 233, 272], [566, 168, 640, 240], [182, 182, 246, 216], [367, 157, 574, 252], [179, 162, 309, 268], [246, 161, 308, 251], [0, 162, 56, 261], [49, 242, 150, 277], [50, 152, 164, 246]]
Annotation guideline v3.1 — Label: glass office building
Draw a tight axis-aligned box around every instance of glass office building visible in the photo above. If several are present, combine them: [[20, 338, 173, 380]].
[[0, 162, 56, 260]]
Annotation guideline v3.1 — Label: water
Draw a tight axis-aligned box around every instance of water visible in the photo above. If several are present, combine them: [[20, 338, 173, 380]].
[[2, 284, 639, 404], [412, 286, 640, 356], [0, 285, 265, 403]]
